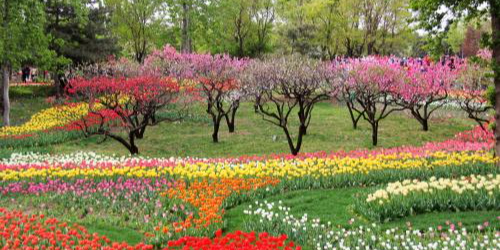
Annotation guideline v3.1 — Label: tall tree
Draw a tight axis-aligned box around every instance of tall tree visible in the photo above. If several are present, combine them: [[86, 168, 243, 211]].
[[276, 0, 317, 56], [411, 0, 500, 156], [1, 0, 48, 126], [107, 0, 165, 63], [63, 1, 120, 64], [463, 25, 483, 57], [180, 1, 193, 53], [249, 0, 275, 56], [304, 0, 342, 59], [44, 0, 87, 97], [163, 0, 208, 53]]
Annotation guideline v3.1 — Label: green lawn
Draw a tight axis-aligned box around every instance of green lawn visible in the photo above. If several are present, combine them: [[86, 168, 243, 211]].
[[0, 86, 52, 127], [2, 86, 475, 158], [224, 188, 499, 234], [1, 87, 496, 247], [47, 102, 474, 158]]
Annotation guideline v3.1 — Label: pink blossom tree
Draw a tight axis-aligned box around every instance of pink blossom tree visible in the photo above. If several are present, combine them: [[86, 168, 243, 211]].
[[186, 54, 247, 141], [394, 60, 457, 131], [143, 46, 247, 143], [330, 62, 365, 129], [344, 58, 406, 146], [243, 56, 336, 155], [454, 54, 494, 130]]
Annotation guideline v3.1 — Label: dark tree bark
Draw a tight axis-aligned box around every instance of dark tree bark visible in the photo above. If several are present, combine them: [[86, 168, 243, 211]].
[[371, 121, 378, 146], [128, 131, 139, 155], [234, 5, 248, 58], [204, 84, 241, 142], [1, 0, 9, 126], [406, 96, 446, 132], [257, 93, 327, 155], [225, 100, 239, 133], [352, 95, 405, 146], [491, 0, 500, 158], [211, 114, 223, 142], [346, 100, 363, 129], [181, 1, 192, 53], [342, 90, 364, 129], [1, 65, 9, 126], [282, 124, 305, 156]]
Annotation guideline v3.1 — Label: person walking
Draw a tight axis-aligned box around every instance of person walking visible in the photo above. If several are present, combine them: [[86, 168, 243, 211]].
[[22, 66, 30, 83]]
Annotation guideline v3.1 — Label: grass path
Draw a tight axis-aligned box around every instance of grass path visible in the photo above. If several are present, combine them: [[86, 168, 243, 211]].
[[224, 188, 500, 233], [79, 187, 499, 244]]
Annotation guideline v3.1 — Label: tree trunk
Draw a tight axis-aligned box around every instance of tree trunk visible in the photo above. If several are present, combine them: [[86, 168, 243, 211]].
[[212, 115, 222, 143], [225, 109, 236, 133], [371, 122, 378, 146], [181, 1, 192, 53], [128, 132, 139, 155], [410, 109, 429, 131], [53, 71, 63, 98], [136, 126, 147, 139], [346, 102, 361, 129], [225, 101, 239, 133], [422, 119, 429, 132], [491, 0, 500, 158], [1, 66, 9, 126]]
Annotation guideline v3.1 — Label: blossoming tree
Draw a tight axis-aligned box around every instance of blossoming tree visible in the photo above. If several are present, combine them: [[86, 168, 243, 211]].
[[186, 54, 247, 142], [394, 60, 457, 131], [143, 46, 247, 143], [244, 56, 335, 155], [454, 52, 494, 130], [68, 76, 184, 154], [344, 58, 406, 146]]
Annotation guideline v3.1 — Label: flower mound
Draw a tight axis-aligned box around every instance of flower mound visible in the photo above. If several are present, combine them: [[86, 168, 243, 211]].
[[0, 103, 89, 137], [358, 174, 500, 222]]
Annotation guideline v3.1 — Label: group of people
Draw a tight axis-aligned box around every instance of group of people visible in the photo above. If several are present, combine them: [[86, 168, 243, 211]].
[[18, 66, 51, 83], [21, 66, 37, 83]]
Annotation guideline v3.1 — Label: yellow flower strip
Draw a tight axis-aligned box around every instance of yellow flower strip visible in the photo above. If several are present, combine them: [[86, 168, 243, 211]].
[[0, 151, 495, 181], [0, 103, 89, 137]]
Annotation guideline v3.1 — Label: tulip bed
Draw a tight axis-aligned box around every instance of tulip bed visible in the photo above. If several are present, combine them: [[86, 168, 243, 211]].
[[0, 103, 121, 150], [0, 125, 499, 249], [356, 175, 500, 222], [242, 201, 499, 250], [0, 208, 298, 250]]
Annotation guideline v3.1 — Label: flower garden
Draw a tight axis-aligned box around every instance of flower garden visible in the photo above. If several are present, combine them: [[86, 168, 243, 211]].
[[1, 119, 499, 249], [1, 48, 500, 249]]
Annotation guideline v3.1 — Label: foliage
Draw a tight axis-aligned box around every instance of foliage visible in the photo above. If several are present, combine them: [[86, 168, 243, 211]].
[[0, 0, 49, 126], [454, 52, 494, 129], [63, 0, 120, 64], [144, 45, 247, 142], [410, 0, 500, 158], [105, 0, 165, 63], [276, 0, 413, 58]]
